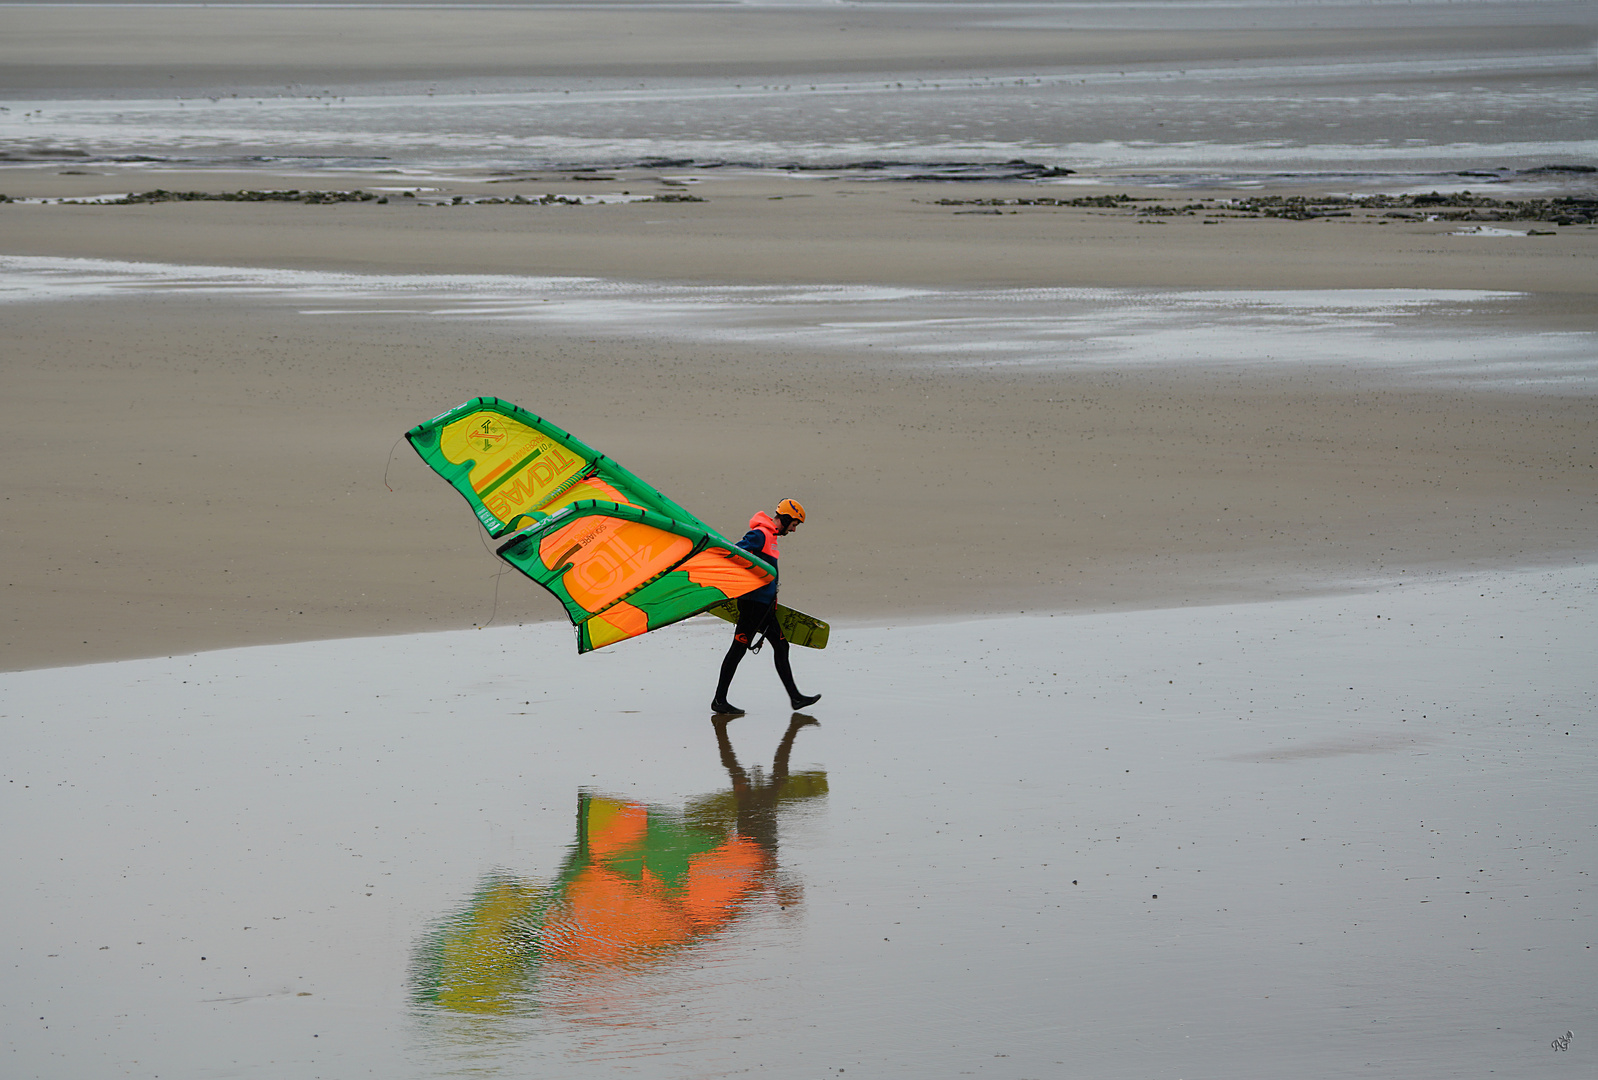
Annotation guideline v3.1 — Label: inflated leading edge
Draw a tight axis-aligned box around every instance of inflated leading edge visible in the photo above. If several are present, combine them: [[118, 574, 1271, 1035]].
[[406, 397, 775, 653]]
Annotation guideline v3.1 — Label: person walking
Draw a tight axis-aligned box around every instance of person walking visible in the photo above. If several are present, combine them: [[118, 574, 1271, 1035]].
[[710, 499, 821, 715]]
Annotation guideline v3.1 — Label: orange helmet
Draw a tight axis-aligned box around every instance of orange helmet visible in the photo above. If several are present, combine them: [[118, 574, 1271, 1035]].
[[775, 498, 806, 523]]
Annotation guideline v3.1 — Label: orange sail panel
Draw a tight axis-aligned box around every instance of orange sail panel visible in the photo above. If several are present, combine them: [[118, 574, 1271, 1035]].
[[496, 502, 773, 652], [537, 518, 694, 613]]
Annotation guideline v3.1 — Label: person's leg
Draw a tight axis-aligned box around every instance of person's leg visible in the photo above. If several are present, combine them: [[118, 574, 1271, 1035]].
[[765, 616, 820, 710], [711, 601, 765, 714], [712, 638, 747, 714]]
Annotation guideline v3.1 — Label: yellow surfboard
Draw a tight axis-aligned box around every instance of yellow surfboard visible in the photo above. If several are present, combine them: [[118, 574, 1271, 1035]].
[[705, 600, 830, 649]]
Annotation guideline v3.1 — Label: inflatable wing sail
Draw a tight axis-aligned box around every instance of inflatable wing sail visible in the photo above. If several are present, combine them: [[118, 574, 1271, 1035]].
[[406, 397, 774, 652]]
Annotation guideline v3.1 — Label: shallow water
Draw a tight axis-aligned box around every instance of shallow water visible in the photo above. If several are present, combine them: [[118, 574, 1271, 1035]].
[[3, 0, 1593, 184], [3, 565, 1593, 1078], [8, 58, 1592, 177], [4, 254, 1595, 391]]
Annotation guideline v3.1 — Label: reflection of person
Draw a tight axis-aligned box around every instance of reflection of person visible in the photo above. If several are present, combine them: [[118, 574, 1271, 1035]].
[[712, 711, 820, 857], [712, 499, 821, 715], [411, 715, 826, 1016]]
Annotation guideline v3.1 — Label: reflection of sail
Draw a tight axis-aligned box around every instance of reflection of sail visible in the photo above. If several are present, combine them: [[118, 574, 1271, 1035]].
[[412, 716, 824, 1016], [420, 872, 552, 1015], [543, 792, 769, 965]]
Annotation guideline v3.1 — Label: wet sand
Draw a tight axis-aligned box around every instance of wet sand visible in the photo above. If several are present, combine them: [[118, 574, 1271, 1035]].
[[3, 564, 1592, 1077]]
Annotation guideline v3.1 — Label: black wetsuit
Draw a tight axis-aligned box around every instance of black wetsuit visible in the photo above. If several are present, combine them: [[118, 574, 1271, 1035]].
[[732, 594, 785, 649], [713, 516, 804, 707]]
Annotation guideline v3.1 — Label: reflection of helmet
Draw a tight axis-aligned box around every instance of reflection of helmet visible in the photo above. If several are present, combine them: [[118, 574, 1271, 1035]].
[[776, 498, 806, 523]]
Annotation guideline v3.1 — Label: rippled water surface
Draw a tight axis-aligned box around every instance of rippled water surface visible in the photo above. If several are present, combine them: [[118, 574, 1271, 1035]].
[[3, 0, 1593, 183]]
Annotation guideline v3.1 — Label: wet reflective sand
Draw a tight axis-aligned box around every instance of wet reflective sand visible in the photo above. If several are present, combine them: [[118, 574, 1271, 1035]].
[[413, 717, 825, 1019], [4, 565, 1592, 1077]]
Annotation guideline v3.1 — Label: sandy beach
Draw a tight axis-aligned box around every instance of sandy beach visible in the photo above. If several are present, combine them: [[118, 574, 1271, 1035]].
[[2, 2, 1595, 1076], [4, 0, 1594, 679], [3, 168, 1596, 671]]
